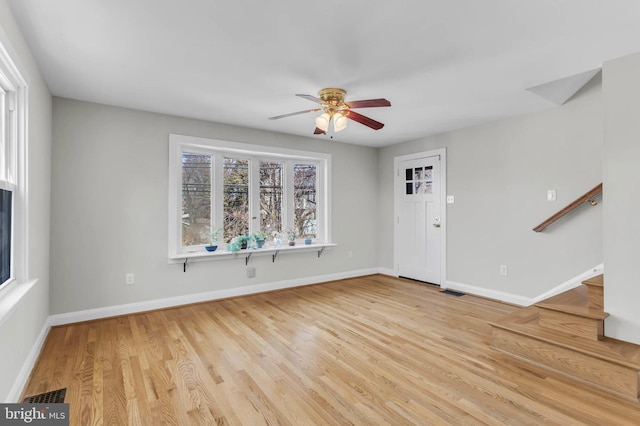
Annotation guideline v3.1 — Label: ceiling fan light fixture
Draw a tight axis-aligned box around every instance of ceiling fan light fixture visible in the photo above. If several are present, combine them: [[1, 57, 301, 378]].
[[271, 88, 390, 135], [315, 112, 330, 132], [333, 112, 348, 132]]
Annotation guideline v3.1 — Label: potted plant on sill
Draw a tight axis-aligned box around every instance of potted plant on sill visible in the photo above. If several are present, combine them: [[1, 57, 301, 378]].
[[234, 234, 252, 250], [227, 234, 251, 253], [252, 230, 269, 248], [205, 227, 222, 252], [285, 228, 297, 246]]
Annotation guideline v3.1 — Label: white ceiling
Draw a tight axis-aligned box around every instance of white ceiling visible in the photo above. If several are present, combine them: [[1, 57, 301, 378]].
[[8, 0, 640, 148]]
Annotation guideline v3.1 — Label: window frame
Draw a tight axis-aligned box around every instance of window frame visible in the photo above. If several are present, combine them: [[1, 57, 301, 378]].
[[0, 36, 28, 292], [168, 134, 331, 259]]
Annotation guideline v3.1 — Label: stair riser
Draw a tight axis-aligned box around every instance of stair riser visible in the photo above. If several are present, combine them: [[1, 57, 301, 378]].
[[584, 284, 604, 311], [538, 309, 604, 341], [492, 328, 640, 401]]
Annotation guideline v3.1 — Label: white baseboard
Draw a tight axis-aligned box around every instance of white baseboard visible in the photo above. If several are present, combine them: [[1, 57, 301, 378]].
[[6, 317, 51, 403], [445, 280, 535, 306], [445, 264, 604, 307], [531, 263, 603, 303], [48, 268, 379, 326], [376, 267, 534, 305], [377, 267, 397, 277]]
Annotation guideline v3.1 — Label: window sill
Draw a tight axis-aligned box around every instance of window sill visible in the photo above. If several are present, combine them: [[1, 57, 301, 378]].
[[169, 242, 337, 265], [0, 279, 38, 328]]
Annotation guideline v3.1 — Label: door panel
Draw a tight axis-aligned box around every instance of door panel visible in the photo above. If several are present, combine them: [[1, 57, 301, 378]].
[[396, 155, 441, 284]]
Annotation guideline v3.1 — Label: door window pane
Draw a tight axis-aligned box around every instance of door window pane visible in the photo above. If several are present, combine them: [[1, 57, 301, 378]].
[[181, 152, 211, 246], [294, 164, 317, 238], [406, 183, 413, 195], [224, 157, 249, 240], [424, 167, 433, 181], [414, 167, 423, 180]]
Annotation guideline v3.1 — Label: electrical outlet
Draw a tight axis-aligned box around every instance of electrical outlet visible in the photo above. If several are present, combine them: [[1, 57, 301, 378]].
[[246, 267, 256, 278], [125, 273, 135, 285], [499, 265, 508, 276], [447, 195, 455, 204]]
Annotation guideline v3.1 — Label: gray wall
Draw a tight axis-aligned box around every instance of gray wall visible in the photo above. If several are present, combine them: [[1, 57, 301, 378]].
[[602, 52, 640, 345], [379, 75, 603, 298], [50, 98, 379, 314], [0, 0, 52, 401]]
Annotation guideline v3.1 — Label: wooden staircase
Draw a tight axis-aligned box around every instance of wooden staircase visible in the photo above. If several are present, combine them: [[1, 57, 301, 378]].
[[490, 274, 640, 402]]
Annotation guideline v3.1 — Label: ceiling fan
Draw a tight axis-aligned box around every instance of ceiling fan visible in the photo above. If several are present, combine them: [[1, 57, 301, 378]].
[[269, 88, 391, 135]]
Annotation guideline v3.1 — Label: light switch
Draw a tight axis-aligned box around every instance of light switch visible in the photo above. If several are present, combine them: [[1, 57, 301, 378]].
[[547, 189, 556, 202]]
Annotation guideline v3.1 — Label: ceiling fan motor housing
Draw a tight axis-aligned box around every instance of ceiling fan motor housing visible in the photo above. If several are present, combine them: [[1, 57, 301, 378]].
[[318, 88, 347, 115], [318, 88, 346, 103]]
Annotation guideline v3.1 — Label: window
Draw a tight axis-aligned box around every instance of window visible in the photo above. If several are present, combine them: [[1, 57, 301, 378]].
[[223, 157, 249, 238], [0, 41, 27, 289], [0, 188, 11, 285], [294, 164, 317, 237], [169, 134, 330, 257], [260, 160, 283, 233], [181, 152, 211, 246]]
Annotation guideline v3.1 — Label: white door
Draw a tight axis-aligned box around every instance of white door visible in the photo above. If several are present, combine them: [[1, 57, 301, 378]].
[[395, 152, 443, 284]]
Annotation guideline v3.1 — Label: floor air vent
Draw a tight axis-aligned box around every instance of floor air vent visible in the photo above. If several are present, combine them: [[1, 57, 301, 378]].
[[23, 388, 66, 404], [441, 289, 465, 297]]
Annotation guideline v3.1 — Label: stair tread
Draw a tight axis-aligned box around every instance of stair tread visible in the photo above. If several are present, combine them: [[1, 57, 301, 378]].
[[537, 302, 608, 319], [539, 285, 589, 305], [535, 286, 605, 319], [583, 274, 604, 288], [491, 306, 640, 369]]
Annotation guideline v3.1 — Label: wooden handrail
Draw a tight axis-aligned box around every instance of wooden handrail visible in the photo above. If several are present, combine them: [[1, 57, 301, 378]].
[[533, 183, 602, 232]]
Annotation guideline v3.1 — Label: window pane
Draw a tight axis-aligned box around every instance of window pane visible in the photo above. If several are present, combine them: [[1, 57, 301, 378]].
[[260, 161, 283, 235], [0, 188, 11, 286], [181, 152, 211, 246], [294, 164, 317, 238], [224, 157, 249, 240]]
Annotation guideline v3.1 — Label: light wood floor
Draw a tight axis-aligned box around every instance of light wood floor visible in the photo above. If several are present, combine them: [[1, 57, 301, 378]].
[[22, 275, 640, 425]]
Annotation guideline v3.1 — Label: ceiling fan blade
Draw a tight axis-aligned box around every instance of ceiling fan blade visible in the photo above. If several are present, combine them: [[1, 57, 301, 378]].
[[345, 110, 385, 130], [313, 127, 326, 135], [296, 94, 322, 104], [269, 108, 321, 120], [345, 98, 391, 109]]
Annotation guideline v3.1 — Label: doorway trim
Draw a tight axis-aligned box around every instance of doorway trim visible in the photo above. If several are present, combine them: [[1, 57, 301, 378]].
[[393, 148, 447, 286]]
